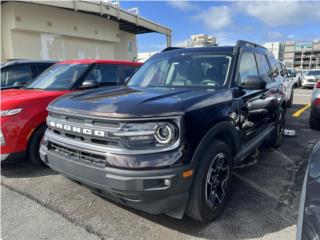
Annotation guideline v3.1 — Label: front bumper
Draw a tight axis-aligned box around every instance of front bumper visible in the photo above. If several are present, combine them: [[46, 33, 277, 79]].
[[40, 144, 193, 217]]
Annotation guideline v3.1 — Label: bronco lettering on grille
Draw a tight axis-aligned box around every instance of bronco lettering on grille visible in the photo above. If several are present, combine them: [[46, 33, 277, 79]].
[[49, 121, 105, 137]]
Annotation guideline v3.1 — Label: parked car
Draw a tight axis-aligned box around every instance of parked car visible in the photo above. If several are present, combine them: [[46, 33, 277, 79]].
[[287, 68, 302, 87], [0, 59, 142, 165], [40, 41, 288, 222], [278, 61, 294, 107], [1, 60, 56, 90], [296, 141, 320, 240], [309, 80, 320, 129], [302, 69, 320, 89]]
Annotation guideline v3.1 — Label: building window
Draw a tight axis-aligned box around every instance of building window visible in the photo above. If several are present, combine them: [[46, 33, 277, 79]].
[[128, 41, 133, 55]]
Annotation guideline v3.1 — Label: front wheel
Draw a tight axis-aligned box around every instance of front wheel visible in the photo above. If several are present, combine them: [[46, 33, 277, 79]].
[[186, 140, 232, 222], [28, 125, 47, 167]]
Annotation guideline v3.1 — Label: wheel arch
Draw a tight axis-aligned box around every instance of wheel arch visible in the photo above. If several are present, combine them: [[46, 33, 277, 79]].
[[191, 121, 240, 166]]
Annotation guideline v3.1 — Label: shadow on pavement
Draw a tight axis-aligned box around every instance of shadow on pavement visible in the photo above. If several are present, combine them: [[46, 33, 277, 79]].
[[94, 106, 317, 239], [1, 158, 57, 178]]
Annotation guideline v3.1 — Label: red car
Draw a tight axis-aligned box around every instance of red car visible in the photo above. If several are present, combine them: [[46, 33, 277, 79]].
[[1, 59, 141, 165]]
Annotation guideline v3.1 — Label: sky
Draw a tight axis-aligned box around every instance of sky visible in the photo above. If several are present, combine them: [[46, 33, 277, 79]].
[[120, 1, 320, 53]]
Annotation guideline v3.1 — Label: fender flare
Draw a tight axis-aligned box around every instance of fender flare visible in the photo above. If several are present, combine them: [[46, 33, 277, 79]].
[[191, 121, 240, 166]]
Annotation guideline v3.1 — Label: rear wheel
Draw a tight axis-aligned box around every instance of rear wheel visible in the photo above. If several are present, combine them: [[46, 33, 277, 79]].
[[28, 125, 47, 167], [186, 140, 232, 222]]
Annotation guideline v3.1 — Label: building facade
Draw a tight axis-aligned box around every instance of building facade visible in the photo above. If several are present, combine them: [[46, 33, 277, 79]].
[[187, 34, 216, 48], [1, 1, 171, 63], [283, 40, 320, 70], [263, 42, 284, 61]]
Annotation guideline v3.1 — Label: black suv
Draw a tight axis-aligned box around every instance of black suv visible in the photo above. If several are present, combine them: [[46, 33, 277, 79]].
[[40, 41, 287, 222]]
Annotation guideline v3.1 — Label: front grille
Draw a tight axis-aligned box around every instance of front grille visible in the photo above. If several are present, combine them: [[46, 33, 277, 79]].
[[48, 142, 106, 167], [47, 112, 121, 148]]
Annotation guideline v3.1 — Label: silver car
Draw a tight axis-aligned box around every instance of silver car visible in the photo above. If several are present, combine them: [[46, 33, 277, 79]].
[[310, 80, 320, 129], [302, 69, 320, 89]]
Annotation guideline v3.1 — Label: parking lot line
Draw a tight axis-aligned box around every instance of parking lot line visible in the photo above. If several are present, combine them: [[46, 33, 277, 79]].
[[232, 172, 279, 201], [294, 94, 312, 97], [292, 104, 311, 117]]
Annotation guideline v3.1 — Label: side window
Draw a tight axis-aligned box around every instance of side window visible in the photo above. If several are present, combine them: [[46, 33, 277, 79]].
[[86, 64, 119, 87], [268, 56, 280, 78], [255, 54, 272, 80], [238, 52, 258, 84], [0, 65, 33, 87]]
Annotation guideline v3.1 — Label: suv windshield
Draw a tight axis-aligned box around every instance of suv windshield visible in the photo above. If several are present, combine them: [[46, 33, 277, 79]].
[[25, 64, 89, 90], [128, 53, 231, 88]]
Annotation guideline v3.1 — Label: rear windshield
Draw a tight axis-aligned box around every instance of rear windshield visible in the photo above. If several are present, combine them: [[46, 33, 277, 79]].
[[25, 64, 89, 90]]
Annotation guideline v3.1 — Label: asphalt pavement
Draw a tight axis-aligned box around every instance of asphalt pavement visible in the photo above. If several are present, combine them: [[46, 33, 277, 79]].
[[1, 88, 319, 240]]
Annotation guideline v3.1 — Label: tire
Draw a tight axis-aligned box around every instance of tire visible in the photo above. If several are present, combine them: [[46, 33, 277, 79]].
[[287, 89, 294, 108], [267, 107, 285, 148], [186, 140, 232, 222], [28, 125, 47, 166], [309, 111, 320, 129]]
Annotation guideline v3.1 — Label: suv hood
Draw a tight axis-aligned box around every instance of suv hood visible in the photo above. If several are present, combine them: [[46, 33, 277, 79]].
[[49, 87, 233, 118]]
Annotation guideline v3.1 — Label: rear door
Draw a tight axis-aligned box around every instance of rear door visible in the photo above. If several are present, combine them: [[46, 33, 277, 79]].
[[255, 53, 280, 123]]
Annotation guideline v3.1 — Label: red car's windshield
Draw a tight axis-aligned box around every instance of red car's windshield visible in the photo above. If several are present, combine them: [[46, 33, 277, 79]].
[[25, 64, 89, 90]]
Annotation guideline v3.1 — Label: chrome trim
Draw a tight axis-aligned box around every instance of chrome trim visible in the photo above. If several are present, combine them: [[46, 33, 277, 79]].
[[45, 127, 181, 155], [113, 130, 155, 137]]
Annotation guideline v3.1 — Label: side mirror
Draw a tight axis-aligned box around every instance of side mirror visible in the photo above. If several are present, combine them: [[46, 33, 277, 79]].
[[241, 75, 267, 90], [79, 79, 98, 89]]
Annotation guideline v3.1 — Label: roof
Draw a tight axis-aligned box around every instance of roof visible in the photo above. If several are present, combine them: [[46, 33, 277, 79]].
[[1, 59, 56, 67], [57, 59, 142, 66], [159, 46, 236, 55], [4, 0, 171, 36]]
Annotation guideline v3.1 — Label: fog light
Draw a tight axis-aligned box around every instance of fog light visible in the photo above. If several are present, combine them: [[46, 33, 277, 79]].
[[164, 179, 171, 186]]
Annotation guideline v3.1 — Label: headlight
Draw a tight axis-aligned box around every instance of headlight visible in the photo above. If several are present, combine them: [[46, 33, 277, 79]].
[[113, 121, 179, 150], [0, 129, 5, 146], [0, 108, 23, 117]]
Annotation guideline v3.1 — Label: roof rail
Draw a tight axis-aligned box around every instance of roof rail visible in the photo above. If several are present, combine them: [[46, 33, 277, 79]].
[[236, 40, 266, 49], [161, 47, 184, 52]]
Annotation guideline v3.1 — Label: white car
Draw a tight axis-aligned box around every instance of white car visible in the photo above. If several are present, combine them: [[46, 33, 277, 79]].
[[286, 68, 302, 87], [278, 62, 294, 107], [302, 69, 320, 88]]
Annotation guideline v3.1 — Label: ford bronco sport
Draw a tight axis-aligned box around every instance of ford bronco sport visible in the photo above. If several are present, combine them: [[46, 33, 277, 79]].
[[40, 41, 287, 222]]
